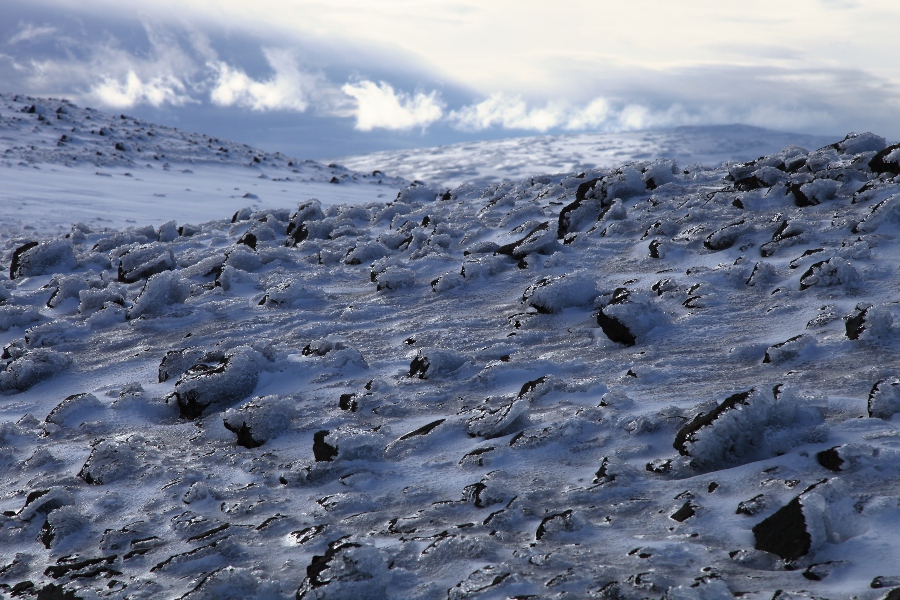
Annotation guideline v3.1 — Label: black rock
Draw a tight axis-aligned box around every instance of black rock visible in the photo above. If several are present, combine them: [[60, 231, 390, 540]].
[[736, 494, 766, 516], [869, 143, 900, 176], [9, 241, 38, 279], [174, 349, 260, 419], [116, 243, 175, 283], [536, 509, 574, 540], [703, 220, 746, 251], [409, 354, 430, 378], [296, 537, 362, 598], [846, 304, 871, 340], [752, 495, 811, 561], [517, 376, 548, 398], [286, 200, 325, 247], [762, 334, 805, 363], [816, 446, 844, 472], [648, 239, 662, 258], [339, 393, 357, 412], [36, 583, 82, 600], [670, 501, 696, 522], [312, 430, 338, 462], [788, 182, 815, 207], [674, 389, 754, 456], [593, 457, 616, 485], [596, 288, 637, 347], [868, 378, 900, 419], [237, 232, 258, 250], [398, 419, 445, 441], [223, 420, 264, 449], [495, 221, 556, 259], [557, 178, 603, 238]]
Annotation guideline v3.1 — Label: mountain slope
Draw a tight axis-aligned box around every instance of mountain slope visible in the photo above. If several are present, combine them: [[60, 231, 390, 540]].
[[2, 102, 900, 599]]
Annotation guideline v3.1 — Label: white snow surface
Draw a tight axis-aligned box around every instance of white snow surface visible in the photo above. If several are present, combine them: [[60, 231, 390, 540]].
[[2, 96, 900, 599], [335, 125, 837, 189], [0, 94, 408, 238]]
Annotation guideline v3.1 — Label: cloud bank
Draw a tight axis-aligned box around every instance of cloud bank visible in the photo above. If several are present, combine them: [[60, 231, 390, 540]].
[[3, 5, 899, 148]]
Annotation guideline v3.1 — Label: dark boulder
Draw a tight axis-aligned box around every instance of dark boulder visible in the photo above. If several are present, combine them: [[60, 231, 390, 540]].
[[674, 389, 754, 456], [703, 220, 747, 251], [868, 378, 900, 419], [9, 241, 76, 280], [557, 178, 605, 238], [536, 509, 574, 540], [495, 221, 558, 259], [173, 347, 262, 419], [286, 200, 325, 247], [752, 496, 810, 561], [116, 243, 175, 283], [312, 430, 338, 462], [868, 143, 900, 176], [816, 446, 844, 471]]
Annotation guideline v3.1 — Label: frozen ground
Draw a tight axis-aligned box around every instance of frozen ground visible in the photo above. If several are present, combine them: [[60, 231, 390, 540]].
[[335, 126, 837, 189], [0, 94, 407, 239], [2, 95, 900, 599]]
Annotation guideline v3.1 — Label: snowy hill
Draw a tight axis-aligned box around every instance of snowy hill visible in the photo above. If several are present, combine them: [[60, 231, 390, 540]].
[[0, 93, 408, 239], [335, 125, 838, 189], [3, 98, 900, 599]]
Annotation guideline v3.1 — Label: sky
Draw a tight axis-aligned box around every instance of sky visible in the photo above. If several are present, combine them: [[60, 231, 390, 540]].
[[1, 0, 899, 159]]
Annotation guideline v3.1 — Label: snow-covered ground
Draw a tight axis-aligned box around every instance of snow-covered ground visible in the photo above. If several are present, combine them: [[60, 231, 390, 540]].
[[0, 94, 407, 239], [335, 125, 837, 189], [3, 95, 900, 599]]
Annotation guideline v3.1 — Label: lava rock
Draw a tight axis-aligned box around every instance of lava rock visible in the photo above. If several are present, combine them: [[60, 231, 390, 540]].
[[703, 220, 748, 251], [407, 348, 465, 379], [536, 509, 575, 540], [0, 349, 71, 392], [312, 430, 338, 462], [466, 397, 528, 438], [44, 393, 104, 428], [869, 143, 900, 176], [158, 348, 205, 383], [868, 378, 900, 419], [799, 257, 857, 291], [521, 275, 598, 314], [495, 222, 558, 259], [116, 242, 175, 283], [736, 494, 766, 516], [816, 446, 845, 472], [752, 496, 811, 561], [78, 438, 137, 485], [223, 395, 295, 448], [9, 240, 76, 279], [173, 347, 263, 419]]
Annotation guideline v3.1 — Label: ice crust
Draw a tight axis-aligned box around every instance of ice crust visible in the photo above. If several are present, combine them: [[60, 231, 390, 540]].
[[2, 98, 900, 598]]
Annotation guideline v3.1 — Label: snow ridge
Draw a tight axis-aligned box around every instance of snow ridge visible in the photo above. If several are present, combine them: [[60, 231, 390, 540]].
[[2, 112, 900, 598]]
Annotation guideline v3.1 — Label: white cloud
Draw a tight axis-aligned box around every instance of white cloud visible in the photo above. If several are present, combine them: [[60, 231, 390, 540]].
[[9, 24, 57, 45], [341, 81, 443, 131], [92, 70, 193, 108], [450, 94, 565, 132], [209, 48, 315, 112], [565, 98, 611, 130]]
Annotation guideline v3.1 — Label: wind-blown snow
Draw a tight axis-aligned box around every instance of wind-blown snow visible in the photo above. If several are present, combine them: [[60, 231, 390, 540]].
[[335, 125, 837, 189], [2, 97, 900, 599]]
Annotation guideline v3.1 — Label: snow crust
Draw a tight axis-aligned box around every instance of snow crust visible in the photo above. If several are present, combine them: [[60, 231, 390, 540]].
[[2, 98, 900, 599]]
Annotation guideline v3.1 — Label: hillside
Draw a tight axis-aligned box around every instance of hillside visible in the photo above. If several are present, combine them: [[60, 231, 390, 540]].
[[2, 98, 900, 599]]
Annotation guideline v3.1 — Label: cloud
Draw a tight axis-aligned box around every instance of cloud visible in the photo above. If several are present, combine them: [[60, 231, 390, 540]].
[[209, 48, 318, 112], [449, 94, 566, 132], [341, 81, 443, 131], [92, 70, 193, 108], [8, 24, 57, 45]]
